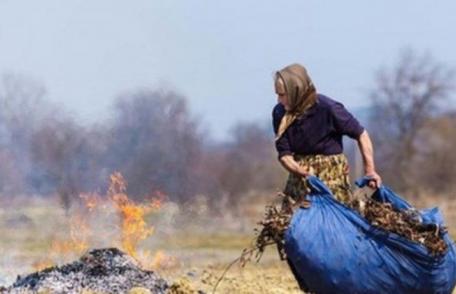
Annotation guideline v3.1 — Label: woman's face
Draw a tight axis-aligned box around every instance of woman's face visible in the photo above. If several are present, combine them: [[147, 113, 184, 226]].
[[275, 77, 290, 111]]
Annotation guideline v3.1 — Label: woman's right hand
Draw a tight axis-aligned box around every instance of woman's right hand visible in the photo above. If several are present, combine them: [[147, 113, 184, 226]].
[[279, 155, 309, 177], [297, 165, 310, 178]]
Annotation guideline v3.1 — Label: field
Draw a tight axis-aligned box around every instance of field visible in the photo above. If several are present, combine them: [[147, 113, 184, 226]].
[[0, 193, 304, 293], [1, 190, 455, 293]]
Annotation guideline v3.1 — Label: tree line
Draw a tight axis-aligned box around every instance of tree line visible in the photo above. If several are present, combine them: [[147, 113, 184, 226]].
[[0, 49, 454, 210], [0, 77, 283, 210]]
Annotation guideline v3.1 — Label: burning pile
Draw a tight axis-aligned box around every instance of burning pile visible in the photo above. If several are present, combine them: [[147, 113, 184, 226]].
[[0, 248, 168, 294], [0, 172, 182, 293], [32, 172, 168, 273]]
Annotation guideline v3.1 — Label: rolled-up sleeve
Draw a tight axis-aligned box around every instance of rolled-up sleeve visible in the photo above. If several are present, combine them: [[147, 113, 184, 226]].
[[331, 102, 364, 139], [275, 134, 293, 159]]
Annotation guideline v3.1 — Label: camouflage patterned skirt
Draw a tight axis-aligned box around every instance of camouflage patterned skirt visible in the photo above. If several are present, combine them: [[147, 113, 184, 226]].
[[283, 153, 352, 203]]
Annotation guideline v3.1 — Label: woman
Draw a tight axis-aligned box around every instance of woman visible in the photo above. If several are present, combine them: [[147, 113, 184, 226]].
[[272, 63, 381, 204], [273, 63, 382, 292]]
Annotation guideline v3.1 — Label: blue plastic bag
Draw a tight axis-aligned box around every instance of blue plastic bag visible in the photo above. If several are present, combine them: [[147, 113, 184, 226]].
[[284, 176, 456, 294]]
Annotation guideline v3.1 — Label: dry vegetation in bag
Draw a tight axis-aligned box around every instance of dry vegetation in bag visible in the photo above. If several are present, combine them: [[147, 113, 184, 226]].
[[239, 192, 309, 266], [245, 187, 449, 266], [349, 193, 448, 256], [213, 187, 449, 292]]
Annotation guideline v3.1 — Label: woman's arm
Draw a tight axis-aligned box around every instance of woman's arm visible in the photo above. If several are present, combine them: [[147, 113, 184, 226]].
[[357, 130, 382, 188], [279, 155, 309, 177]]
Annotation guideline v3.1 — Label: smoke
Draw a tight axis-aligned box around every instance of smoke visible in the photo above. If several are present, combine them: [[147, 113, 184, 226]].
[[0, 73, 285, 282], [0, 77, 206, 205]]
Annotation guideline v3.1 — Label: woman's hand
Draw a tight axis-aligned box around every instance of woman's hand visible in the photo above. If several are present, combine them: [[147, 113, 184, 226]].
[[365, 171, 382, 189], [279, 155, 309, 177], [297, 165, 310, 178]]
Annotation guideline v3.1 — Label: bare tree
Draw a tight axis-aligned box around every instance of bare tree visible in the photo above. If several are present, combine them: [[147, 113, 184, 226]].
[[0, 74, 52, 195], [106, 88, 203, 202], [215, 122, 284, 209], [416, 112, 456, 194], [368, 49, 455, 191], [0, 74, 105, 205], [29, 117, 99, 210]]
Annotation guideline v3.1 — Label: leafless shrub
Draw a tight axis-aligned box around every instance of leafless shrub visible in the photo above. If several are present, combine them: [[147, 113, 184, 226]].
[[368, 49, 455, 192]]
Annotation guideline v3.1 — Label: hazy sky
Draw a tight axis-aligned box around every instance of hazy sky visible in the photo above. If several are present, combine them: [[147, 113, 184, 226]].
[[0, 0, 455, 140]]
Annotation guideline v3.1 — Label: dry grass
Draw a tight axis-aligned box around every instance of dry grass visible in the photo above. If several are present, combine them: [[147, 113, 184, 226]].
[[0, 196, 302, 293], [1, 192, 456, 293]]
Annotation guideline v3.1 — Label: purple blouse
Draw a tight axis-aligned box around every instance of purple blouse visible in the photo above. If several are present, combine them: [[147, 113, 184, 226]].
[[272, 94, 364, 159]]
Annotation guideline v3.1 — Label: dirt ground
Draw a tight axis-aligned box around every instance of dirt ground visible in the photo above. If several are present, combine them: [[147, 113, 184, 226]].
[[0, 197, 303, 293], [153, 235, 303, 294], [162, 255, 302, 293]]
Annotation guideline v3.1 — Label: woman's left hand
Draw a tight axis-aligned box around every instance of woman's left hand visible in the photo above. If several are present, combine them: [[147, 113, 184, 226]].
[[365, 171, 382, 189]]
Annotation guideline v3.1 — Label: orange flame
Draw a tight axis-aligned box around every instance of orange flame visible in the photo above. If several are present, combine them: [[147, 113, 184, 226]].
[[151, 250, 178, 269], [79, 192, 101, 212], [35, 171, 168, 270], [51, 215, 90, 255], [108, 172, 161, 258], [34, 215, 90, 270], [32, 258, 54, 271]]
